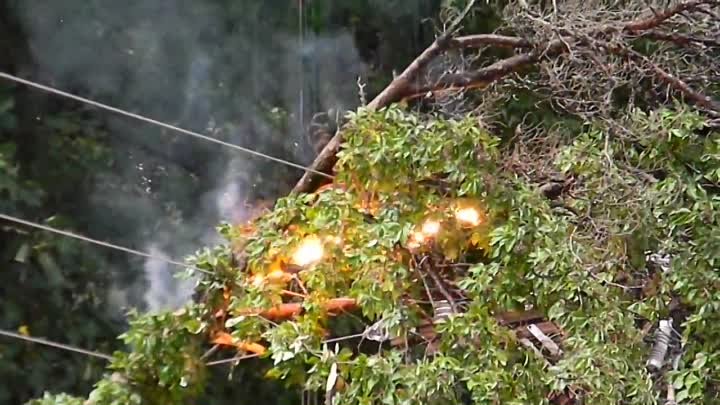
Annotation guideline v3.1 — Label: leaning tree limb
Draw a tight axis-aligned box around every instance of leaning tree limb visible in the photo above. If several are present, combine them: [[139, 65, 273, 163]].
[[291, 34, 531, 194], [423, 0, 720, 95]]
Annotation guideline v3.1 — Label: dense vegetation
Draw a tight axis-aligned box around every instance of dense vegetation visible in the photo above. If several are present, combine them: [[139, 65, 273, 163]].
[[2, 0, 719, 404], [0, 1, 442, 403], [28, 103, 720, 405]]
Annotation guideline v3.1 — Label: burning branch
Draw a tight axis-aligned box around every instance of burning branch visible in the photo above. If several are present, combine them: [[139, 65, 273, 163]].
[[237, 298, 358, 321], [627, 49, 720, 115], [212, 332, 268, 355]]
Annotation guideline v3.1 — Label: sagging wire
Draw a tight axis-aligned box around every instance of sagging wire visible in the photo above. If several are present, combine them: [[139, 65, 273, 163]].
[[1, 326, 370, 368], [0, 324, 260, 367], [0, 213, 214, 276], [0, 72, 334, 179], [0, 328, 114, 361]]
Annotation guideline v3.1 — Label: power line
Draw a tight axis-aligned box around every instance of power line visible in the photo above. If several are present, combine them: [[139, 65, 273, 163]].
[[1, 326, 369, 367], [0, 72, 334, 180], [324, 332, 365, 344], [0, 328, 114, 361], [206, 352, 261, 366], [0, 327, 244, 366], [0, 213, 213, 276]]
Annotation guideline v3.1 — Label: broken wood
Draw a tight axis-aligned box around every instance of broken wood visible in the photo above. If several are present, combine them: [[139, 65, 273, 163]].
[[527, 324, 563, 357], [388, 310, 564, 357], [495, 309, 545, 326]]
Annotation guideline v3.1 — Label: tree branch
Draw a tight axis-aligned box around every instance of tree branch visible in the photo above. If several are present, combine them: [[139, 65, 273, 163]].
[[637, 29, 720, 48], [407, 51, 544, 95], [292, 0, 719, 195], [291, 35, 531, 194], [623, 0, 718, 32], [415, 0, 718, 96]]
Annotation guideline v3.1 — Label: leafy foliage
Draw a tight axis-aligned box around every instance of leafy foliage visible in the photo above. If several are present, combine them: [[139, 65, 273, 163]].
[[4, 0, 719, 404], [0, 88, 132, 404], [30, 103, 720, 404], [27, 392, 84, 405], [0, 1, 447, 403]]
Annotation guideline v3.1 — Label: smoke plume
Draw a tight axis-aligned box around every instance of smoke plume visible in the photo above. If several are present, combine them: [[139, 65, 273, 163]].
[[12, 0, 368, 312]]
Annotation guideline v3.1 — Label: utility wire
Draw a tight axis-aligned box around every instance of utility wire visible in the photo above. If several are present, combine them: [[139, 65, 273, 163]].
[[206, 352, 261, 366], [1, 326, 368, 367], [0, 328, 114, 361], [0, 72, 334, 180], [298, 0, 305, 137], [0, 213, 213, 275]]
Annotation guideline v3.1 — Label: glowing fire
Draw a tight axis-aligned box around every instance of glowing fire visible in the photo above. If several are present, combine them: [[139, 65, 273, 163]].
[[250, 274, 265, 287], [292, 236, 324, 267], [455, 207, 481, 226], [407, 220, 440, 250], [407, 231, 426, 250], [325, 235, 343, 245], [267, 269, 291, 283], [421, 220, 441, 236]]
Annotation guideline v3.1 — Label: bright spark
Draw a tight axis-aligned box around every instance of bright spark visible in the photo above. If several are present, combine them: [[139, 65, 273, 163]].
[[407, 231, 426, 250], [421, 220, 441, 236], [267, 269, 290, 283], [292, 236, 324, 267], [325, 235, 342, 245], [455, 207, 481, 226]]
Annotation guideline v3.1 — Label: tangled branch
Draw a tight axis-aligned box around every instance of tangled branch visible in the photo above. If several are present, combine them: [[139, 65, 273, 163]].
[[293, 0, 719, 194]]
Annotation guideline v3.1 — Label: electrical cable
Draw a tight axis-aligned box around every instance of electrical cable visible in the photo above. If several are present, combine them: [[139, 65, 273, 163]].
[[0, 326, 370, 367], [0, 72, 334, 179], [0, 213, 213, 275], [0, 328, 114, 361]]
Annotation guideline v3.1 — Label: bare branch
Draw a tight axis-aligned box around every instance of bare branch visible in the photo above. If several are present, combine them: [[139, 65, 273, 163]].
[[292, 0, 720, 194], [638, 29, 720, 47], [292, 34, 532, 193], [409, 49, 558, 95], [626, 48, 720, 115], [623, 0, 718, 32]]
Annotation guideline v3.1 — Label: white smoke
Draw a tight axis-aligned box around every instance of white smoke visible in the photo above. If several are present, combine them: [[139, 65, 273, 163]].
[[11, 0, 367, 313], [143, 244, 196, 312]]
